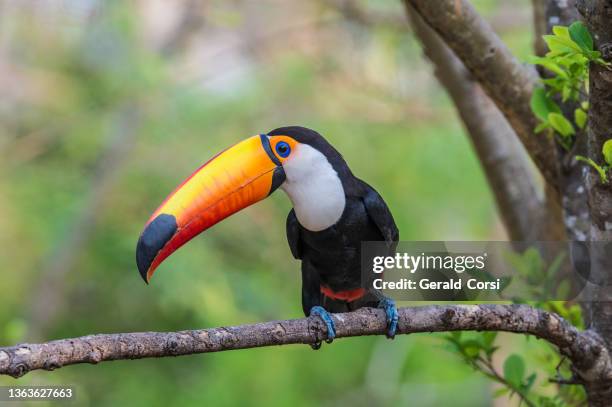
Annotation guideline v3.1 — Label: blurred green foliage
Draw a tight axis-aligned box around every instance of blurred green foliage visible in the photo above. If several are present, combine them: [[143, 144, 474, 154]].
[[443, 245, 587, 406], [0, 0, 563, 406]]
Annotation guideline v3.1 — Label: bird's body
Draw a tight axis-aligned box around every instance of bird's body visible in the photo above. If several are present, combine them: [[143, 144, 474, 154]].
[[137, 126, 399, 344], [291, 198, 389, 312], [288, 183, 398, 314], [270, 127, 398, 317]]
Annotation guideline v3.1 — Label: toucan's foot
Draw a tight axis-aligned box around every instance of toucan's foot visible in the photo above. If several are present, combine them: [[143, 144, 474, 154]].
[[378, 298, 398, 339], [309, 306, 336, 349]]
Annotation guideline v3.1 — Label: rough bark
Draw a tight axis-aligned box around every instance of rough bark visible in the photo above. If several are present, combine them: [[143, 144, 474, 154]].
[[577, 0, 612, 237], [404, 0, 560, 190], [405, 4, 563, 242], [576, 8, 612, 405], [1, 305, 611, 387], [547, 0, 583, 31], [540, 2, 612, 402], [540, 0, 592, 244]]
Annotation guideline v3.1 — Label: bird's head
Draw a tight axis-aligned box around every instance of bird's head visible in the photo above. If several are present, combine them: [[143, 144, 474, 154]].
[[136, 126, 348, 283]]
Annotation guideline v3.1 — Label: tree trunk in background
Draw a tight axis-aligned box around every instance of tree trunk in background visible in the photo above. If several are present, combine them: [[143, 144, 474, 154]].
[[404, 0, 612, 403], [405, 4, 563, 242], [577, 1, 612, 404], [543, 0, 592, 244], [578, 0, 612, 336], [405, 0, 560, 188]]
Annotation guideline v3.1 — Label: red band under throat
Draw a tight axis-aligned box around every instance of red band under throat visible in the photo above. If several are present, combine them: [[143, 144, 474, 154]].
[[320, 285, 366, 302]]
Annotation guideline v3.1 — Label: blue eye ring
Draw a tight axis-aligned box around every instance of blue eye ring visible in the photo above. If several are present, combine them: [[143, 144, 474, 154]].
[[275, 141, 291, 158]]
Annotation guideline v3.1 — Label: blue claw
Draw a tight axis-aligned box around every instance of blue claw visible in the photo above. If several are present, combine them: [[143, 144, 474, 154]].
[[378, 298, 399, 339], [309, 306, 336, 345]]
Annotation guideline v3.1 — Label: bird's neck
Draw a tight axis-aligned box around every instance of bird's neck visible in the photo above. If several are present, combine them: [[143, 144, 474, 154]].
[[280, 147, 346, 232]]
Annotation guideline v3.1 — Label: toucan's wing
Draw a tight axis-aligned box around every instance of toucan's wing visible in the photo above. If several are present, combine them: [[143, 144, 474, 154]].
[[359, 181, 399, 246], [286, 209, 303, 259]]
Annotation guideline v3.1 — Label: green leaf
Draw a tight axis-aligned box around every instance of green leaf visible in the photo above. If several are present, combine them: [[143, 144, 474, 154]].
[[603, 139, 612, 166], [481, 331, 497, 349], [528, 56, 568, 77], [548, 112, 575, 137], [543, 34, 582, 55], [574, 108, 588, 129], [593, 55, 611, 66], [569, 21, 594, 52], [523, 373, 537, 393], [576, 155, 609, 183], [530, 87, 561, 121], [504, 354, 525, 388], [562, 85, 571, 102], [552, 25, 570, 38], [542, 77, 564, 92]]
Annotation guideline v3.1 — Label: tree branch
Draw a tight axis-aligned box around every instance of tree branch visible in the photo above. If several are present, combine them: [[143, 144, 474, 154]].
[[327, 0, 562, 241], [403, 0, 560, 189], [1, 305, 610, 387], [404, 4, 561, 241]]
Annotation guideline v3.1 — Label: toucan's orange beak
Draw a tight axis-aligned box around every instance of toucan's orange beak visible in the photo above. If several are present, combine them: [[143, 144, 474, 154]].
[[136, 134, 286, 283]]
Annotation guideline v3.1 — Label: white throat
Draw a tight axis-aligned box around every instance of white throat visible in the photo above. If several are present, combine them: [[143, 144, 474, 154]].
[[280, 143, 346, 232]]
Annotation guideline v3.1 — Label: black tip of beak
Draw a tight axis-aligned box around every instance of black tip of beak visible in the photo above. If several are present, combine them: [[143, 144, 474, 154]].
[[136, 214, 178, 284]]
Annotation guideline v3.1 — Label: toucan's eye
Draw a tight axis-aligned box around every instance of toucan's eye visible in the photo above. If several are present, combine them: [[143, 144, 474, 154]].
[[275, 141, 291, 158]]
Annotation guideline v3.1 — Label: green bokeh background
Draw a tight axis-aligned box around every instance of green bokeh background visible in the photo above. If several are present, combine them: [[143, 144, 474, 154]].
[[0, 1, 547, 405]]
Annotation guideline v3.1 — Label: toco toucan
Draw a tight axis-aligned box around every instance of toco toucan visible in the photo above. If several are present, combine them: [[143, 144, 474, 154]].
[[136, 126, 399, 346]]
